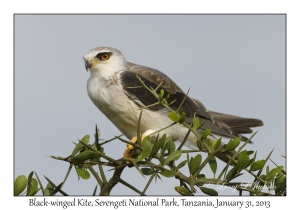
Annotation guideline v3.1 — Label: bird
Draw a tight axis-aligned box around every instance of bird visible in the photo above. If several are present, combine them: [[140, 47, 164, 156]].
[[83, 47, 263, 162]]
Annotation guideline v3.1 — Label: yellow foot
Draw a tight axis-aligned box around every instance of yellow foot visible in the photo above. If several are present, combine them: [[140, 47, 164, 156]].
[[123, 134, 147, 158]]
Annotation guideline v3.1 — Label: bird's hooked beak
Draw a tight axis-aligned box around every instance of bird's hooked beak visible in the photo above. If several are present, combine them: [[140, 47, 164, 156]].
[[84, 58, 92, 71]]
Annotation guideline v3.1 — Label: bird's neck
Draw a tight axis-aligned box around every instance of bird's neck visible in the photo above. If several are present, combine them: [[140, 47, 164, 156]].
[[89, 62, 128, 81]]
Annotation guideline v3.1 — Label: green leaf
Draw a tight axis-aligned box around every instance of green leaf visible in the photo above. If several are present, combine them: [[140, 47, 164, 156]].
[[167, 112, 179, 122], [166, 93, 170, 100], [160, 169, 177, 177], [27, 171, 34, 183], [266, 168, 278, 181], [201, 129, 211, 140], [193, 117, 200, 130], [76, 168, 90, 180], [72, 135, 90, 157], [276, 165, 284, 173], [137, 137, 152, 162], [179, 111, 186, 123], [166, 136, 173, 142], [174, 186, 192, 196], [236, 154, 250, 172], [275, 171, 285, 186], [14, 175, 27, 196], [142, 136, 152, 150], [44, 183, 54, 196], [26, 171, 34, 196], [175, 160, 188, 170], [246, 150, 255, 155], [70, 151, 99, 162], [163, 135, 171, 148], [239, 150, 248, 157], [151, 136, 164, 157], [141, 168, 155, 175], [224, 137, 241, 152], [159, 135, 169, 163], [200, 187, 218, 196], [137, 146, 151, 162], [159, 89, 164, 101], [164, 150, 182, 165], [167, 139, 176, 154], [250, 160, 266, 171], [248, 151, 257, 167], [225, 167, 237, 180], [44, 189, 51, 196], [190, 154, 202, 174], [212, 138, 222, 150], [28, 178, 39, 196], [209, 156, 217, 175], [197, 174, 206, 179]]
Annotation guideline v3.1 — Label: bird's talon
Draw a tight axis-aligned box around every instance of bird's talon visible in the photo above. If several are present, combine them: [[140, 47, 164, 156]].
[[123, 134, 147, 158], [123, 147, 132, 158], [127, 144, 134, 150]]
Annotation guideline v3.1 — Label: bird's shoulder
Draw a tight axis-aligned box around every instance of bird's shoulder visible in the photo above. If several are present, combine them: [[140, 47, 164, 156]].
[[121, 62, 182, 94]]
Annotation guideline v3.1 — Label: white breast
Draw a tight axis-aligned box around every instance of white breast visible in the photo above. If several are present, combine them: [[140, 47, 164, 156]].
[[87, 71, 143, 138], [87, 71, 198, 147]]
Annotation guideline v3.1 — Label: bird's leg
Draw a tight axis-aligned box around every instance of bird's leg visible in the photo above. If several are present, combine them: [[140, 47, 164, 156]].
[[123, 133, 148, 158]]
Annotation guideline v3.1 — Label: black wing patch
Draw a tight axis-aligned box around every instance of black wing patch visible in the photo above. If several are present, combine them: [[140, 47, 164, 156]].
[[120, 65, 212, 120]]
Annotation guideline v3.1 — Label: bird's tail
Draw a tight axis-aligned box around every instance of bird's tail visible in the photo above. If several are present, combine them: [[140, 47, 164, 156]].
[[209, 111, 263, 134]]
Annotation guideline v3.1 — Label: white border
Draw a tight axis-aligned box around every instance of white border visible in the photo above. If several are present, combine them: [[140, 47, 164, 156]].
[[2, 0, 297, 209]]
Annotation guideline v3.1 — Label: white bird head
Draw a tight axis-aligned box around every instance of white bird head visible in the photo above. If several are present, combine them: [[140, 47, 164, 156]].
[[83, 47, 128, 78]]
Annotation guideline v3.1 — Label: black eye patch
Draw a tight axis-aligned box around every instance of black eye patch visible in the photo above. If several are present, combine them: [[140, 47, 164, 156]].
[[96, 52, 112, 60]]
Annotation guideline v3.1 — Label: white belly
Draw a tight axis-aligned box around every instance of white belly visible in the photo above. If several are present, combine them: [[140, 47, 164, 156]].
[[87, 74, 198, 148]]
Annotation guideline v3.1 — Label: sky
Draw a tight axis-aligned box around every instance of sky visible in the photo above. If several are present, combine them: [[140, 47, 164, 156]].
[[14, 14, 285, 196]]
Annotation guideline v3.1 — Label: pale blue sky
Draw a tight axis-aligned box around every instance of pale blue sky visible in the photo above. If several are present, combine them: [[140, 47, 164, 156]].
[[14, 15, 285, 195]]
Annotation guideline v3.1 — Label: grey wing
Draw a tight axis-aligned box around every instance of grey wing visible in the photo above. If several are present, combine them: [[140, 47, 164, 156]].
[[120, 63, 263, 142], [120, 63, 213, 120]]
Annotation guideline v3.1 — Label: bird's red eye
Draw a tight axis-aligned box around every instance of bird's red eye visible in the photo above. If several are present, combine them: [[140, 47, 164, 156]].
[[101, 53, 110, 60]]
